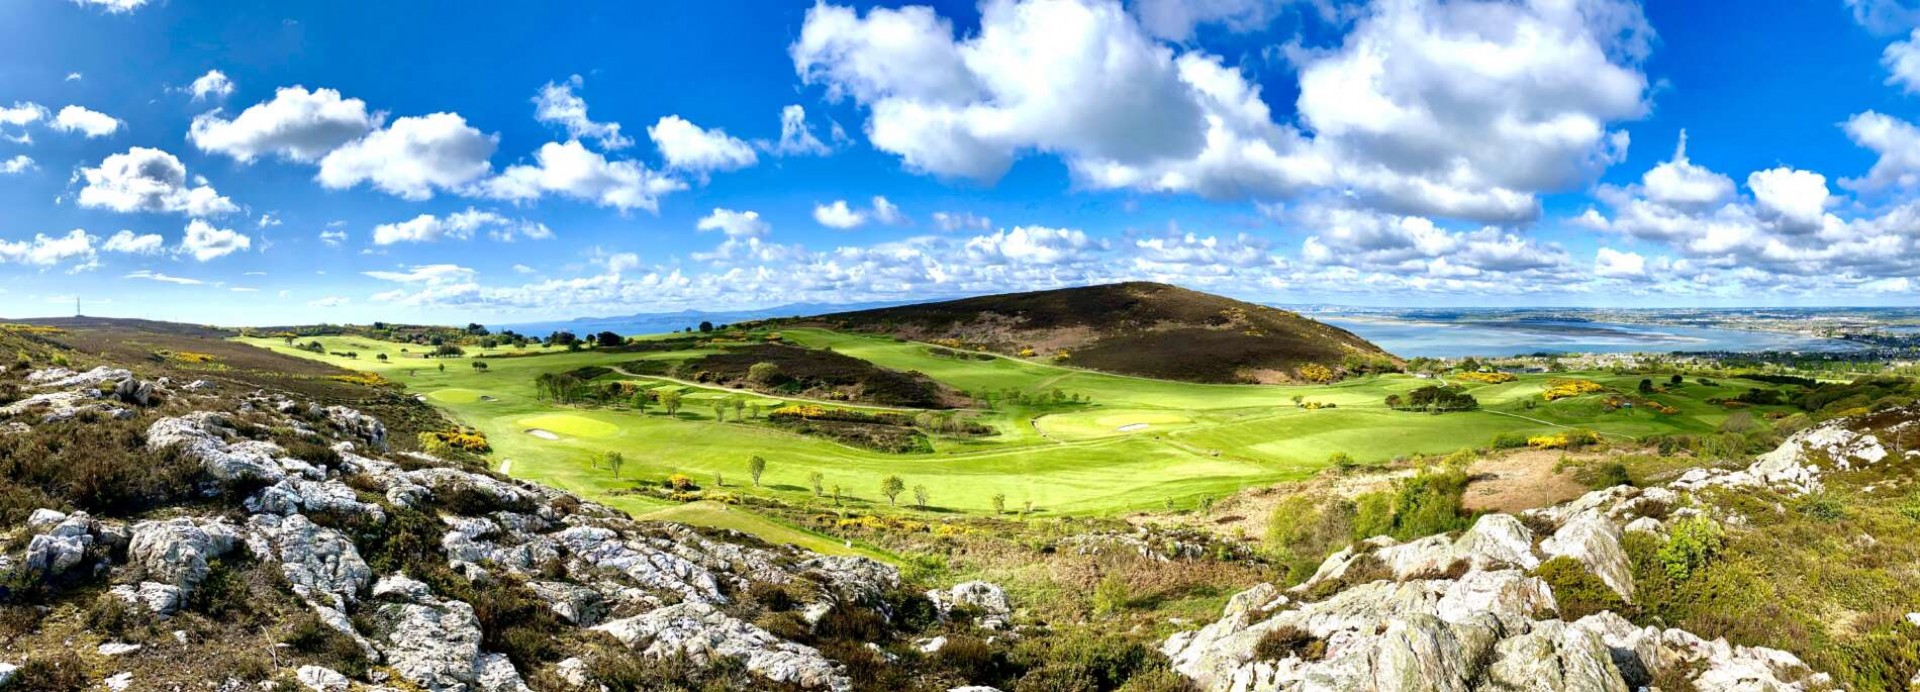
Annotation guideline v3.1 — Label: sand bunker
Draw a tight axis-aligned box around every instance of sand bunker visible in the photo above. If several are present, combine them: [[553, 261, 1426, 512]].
[[1116, 423, 1149, 432], [525, 429, 559, 440]]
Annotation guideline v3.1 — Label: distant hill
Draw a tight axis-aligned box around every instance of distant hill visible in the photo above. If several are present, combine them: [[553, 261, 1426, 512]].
[[501, 300, 910, 337], [780, 282, 1398, 384]]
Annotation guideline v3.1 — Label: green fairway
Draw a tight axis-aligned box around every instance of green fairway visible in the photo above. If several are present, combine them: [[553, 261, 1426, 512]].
[[236, 331, 1800, 530]]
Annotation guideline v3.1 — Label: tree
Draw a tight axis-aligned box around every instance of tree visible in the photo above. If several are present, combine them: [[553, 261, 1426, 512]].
[[471, 360, 488, 371], [992, 493, 1006, 515], [1670, 373, 1684, 387], [1638, 378, 1655, 394], [631, 392, 650, 414], [747, 361, 781, 385], [606, 451, 625, 479], [376, 353, 388, 361], [699, 320, 714, 333], [281, 334, 296, 346], [438, 363, 445, 372], [595, 331, 622, 348], [712, 399, 729, 422], [809, 471, 824, 497], [831, 484, 843, 506], [732, 398, 745, 421], [714, 472, 724, 488], [748, 456, 766, 487], [881, 475, 905, 506], [659, 390, 684, 417], [913, 484, 929, 508]]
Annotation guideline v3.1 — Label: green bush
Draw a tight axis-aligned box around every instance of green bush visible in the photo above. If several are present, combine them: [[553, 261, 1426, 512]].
[[1490, 432, 1530, 450], [1092, 574, 1130, 616], [1658, 515, 1724, 582], [1350, 463, 1473, 542], [1265, 494, 1356, 584], [1794, 491, 1847, 522], [1532, 556, 1624, 620]]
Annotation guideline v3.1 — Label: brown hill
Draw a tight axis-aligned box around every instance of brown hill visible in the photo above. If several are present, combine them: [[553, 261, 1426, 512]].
[[785, 282, 1398, 384]]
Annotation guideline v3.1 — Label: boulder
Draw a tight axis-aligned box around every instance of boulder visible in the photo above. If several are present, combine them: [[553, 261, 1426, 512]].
[[129, 517, 239, 591], [0, 662, 16, 689], [927, 581, 1012, 630], [114, 378, 155, 406], [24, 511, 97, 578], [109, 582, 184, 616], [296, 666, 350, 692], [250, 479, 386, 523], [1540, 511, 1633, 600], [594, 601, 850, 692], [245, 514, 371, 610], [1452, 514, 1539, 571], [1483, 620, 1628, 692], [367, 575, 530, 692]]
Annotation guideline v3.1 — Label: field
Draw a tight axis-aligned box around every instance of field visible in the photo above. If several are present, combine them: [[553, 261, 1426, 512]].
[[236, 328, 1801, 533]]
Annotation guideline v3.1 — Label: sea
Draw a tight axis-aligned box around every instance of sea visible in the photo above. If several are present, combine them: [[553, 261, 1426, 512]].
[[1318, 316, 1864, 359]]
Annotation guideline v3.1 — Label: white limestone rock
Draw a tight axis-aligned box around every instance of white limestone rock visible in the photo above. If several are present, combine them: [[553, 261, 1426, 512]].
[[1540, 511, 1633, 601], [296, 665, 350, 692], [594, 601, 850, 692], [367, 574, 530, 692], [245, 513, 371, 610], [927, 581, 1012, 630]]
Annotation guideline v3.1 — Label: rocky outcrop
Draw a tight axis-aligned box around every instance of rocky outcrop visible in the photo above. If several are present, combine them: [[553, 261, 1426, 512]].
[[0, 375, 997, 691], [147, 412, 291, 482], [594, 601, 851, 692], [1163, 421, 1857, 692], [367, 575, 530, 692]]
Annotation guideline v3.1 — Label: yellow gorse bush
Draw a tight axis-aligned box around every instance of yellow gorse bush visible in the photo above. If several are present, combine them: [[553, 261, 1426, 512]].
[[1542, 379, 1605, 401], [1454, 371, 1516, 384]]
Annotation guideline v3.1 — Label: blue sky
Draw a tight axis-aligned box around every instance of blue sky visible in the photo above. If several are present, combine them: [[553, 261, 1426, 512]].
[[7, 0, 1920, 326]]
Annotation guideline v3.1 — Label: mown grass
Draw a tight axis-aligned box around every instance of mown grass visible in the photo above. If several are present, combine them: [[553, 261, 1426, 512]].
[[233, 331, 1802, 536]]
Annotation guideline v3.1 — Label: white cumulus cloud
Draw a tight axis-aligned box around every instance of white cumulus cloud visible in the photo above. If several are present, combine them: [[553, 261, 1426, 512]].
[[648, 115, 758, 174], [76, 147, 239, 217], [179, 219, 251, 261], [317, 113, 497, 200], [190, 86, 379, 163]]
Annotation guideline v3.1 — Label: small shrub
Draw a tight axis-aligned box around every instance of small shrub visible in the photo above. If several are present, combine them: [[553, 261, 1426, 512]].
[[1252, 625, 1326, 662], [1575, 461, 1633, 490], [13, 650, 88, 692], [814, 604, 889, 642], [1532, 556, 1624, 620], [1658, 515, 1724, 582], [282, 611, 370, 677], [1092, 574, 1130, 616], [1794, 491, 1847, 522]]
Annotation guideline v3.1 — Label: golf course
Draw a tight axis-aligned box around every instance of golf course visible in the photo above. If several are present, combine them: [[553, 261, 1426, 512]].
[[236, 325, 1798, 537]]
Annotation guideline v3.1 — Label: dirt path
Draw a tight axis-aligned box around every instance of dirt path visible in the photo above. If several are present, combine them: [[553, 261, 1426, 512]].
[[1462, 450, 1593, 513]]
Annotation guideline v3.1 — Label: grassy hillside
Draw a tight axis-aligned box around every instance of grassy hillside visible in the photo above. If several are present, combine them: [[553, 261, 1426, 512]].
[[778, 282, 1396, 384], [236, 329, 1803, 524]]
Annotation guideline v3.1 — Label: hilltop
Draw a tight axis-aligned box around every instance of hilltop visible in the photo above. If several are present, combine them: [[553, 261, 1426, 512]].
[[778, 282, 1397, 384]]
